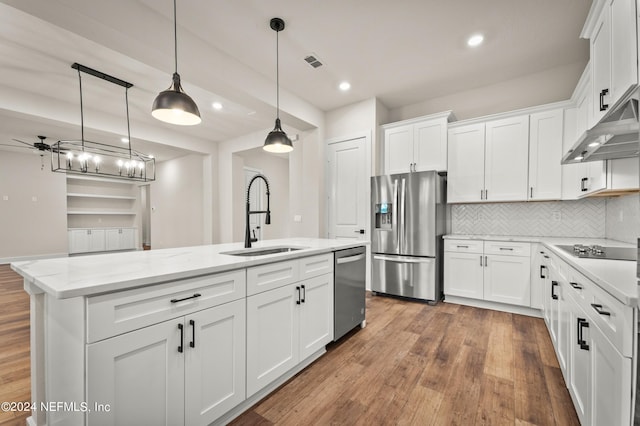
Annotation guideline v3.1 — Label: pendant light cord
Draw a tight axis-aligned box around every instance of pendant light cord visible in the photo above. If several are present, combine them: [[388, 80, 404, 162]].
[[276, 29, 280, 119], [125, 87, 132, 160], [173, 0, 178, 74], [77, 68, 85, 151]]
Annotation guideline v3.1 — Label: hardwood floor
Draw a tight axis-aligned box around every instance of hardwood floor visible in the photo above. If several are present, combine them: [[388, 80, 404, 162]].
[[0, 265, 30, 426], [231, 293, 579, 426], [0, 265, 578, 425]]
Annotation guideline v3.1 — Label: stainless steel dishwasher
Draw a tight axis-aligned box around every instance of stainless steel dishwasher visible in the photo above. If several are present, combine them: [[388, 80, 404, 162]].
[[334, 246, 366, 341]]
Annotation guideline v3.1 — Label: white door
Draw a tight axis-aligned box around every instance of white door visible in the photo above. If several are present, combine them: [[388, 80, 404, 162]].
[[87, 319, 184, 426], [557, 281, 570, 378], [121, 228, 136, 249], [105, 229, 120, 251], [327, 136, 367, 240], [185, 299, 246, 425], [88, 229, 106, 252], [68, 229, 89, 254], [528, 109, 562, 200], [484, 115, 530, 202], [246, 284, 299, 397], [383, 125, 413, 174], [447, 123, 485, 203], [443, 251, 484, 299], [414, 118, 447, 172], [568, 300, 592, 426], [483, 254, 531, 306], [244, 167, 263, 241], [299, 273, 334, 359]]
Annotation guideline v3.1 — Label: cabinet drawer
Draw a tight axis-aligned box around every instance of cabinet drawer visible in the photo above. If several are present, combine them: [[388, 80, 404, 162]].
[[484, 241, 530, 257], [87, 270, 246, 343], [587, 279, 634, 357], [247, 260, 299, 296], [299, 253, 334, 280], [444, 239, 483, 254]]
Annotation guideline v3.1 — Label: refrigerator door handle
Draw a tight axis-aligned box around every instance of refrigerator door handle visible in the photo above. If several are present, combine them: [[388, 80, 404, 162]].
[[373, 255, 432, 264], [399, 178, 406, 253]]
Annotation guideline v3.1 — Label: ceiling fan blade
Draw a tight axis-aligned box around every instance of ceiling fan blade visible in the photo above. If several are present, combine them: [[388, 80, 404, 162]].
[[11, 138, 35, 147], [0, 143, 35, 150]]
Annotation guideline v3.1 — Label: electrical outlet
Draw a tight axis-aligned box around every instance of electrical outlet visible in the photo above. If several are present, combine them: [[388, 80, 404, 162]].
[[294, 215, 302, 222], [552, 211, 562, 221]]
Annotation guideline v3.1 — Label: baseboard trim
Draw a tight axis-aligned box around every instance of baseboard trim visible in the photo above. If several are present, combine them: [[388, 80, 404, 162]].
[[1, 252, 68, 265], [444, 295, 542, 318]]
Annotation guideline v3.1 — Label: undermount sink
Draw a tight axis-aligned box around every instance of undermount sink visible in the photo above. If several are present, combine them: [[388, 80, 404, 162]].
[[220, 246, 308, 257]]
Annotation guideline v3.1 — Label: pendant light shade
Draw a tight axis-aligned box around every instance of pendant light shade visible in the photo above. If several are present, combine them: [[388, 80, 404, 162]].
[[264, 17, 293, 153], [152, 0, 201, 126]]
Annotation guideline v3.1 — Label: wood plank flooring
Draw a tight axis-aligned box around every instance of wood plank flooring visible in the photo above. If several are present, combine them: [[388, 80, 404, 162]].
[[231, 293, 579, 426], [0, 265, 578, 425], [0, 265, 30, 426]]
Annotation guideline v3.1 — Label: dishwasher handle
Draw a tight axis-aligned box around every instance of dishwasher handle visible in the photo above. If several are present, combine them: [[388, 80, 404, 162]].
[[337, 253, 366, 264]]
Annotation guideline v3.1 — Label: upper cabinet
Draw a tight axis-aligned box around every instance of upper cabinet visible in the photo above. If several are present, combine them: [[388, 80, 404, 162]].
[[448, 115, 530, 203], [586, 0, 638, 124], [382, 111, 454, 174], [528, 109, 564, 201]]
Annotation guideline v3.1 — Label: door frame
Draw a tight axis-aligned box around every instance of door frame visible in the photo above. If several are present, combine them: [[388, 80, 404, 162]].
[[324, 130, 372, 289]]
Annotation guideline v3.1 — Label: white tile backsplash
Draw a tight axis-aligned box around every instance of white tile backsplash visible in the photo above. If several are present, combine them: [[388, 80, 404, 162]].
[[451, 199, 606, 238], [605, 194, 639, 244]]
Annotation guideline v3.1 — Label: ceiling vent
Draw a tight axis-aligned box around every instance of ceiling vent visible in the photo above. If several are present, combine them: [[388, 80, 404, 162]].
[[304, 54, 323, 69]]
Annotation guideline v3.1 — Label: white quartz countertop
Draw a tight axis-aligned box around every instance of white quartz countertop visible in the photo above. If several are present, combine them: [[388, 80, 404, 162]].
[[445, 234, 637, 307], [11, 238, 368, 299]]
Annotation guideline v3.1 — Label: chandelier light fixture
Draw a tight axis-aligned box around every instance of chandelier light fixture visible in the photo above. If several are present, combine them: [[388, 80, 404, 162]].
[[151, 0, 201, 125], [263, 17, 293, 153], [51, 63, 155, 182]]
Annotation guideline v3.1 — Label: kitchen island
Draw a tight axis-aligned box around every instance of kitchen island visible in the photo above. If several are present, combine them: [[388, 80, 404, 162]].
[[12, 238, 368, 426]]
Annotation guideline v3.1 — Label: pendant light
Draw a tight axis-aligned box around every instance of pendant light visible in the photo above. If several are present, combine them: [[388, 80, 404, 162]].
[[263, 17, 293, 153], [152, 0, 201, 126]]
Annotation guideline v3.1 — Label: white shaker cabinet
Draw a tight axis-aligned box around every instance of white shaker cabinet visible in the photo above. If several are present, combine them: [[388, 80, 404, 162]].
[[87, 299, 246, 426], [68, 228, 106, 254], [382, 111, 452, 174], [484, 115, 530, 202], [528, 109, 563, 200], [448, 115, 529, 203], [483, 253, 531, 306], [105, 228, 136, 251], [567, 298, 592, 426], [588, 0, 638, 124], [299, 273, 334, 360], [443, 251, 484, 299], [447, 123, 486, 203]]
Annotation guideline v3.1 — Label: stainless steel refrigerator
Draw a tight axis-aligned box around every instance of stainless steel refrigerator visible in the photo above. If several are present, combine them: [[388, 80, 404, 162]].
[[371, 170, 446, 302]]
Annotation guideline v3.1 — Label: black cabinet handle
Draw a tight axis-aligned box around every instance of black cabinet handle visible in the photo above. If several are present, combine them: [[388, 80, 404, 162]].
[[569, 282, 583, 290], [540, 265, 547, 279], [591, 303, 611, 316], [301, 285, 306, 303], [581, 177, 588, 192], [178, 323, 184, 353], [189, 319, 196, 348], [577, 318, 590, 350], [499, 247, 513, 251], [599, 88, 609, 111], [551, 281, 558, 300], [171, 293, 202, 304], [296, 286, 301, 305]]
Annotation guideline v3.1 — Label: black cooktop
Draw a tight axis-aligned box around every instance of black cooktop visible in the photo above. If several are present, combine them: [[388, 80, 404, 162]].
[[556, 244, 637, 261]]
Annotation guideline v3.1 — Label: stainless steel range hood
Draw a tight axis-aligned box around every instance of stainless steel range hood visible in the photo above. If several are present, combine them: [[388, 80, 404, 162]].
[[562, 94, 639, 164]]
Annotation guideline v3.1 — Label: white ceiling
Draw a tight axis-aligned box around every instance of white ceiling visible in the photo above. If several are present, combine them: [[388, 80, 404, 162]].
[[0, 0, 591, 159]]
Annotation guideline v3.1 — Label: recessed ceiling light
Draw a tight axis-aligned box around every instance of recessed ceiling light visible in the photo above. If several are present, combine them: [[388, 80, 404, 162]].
[[212, 102, 223, 110], [339, 82, 351, 91], [121, 137, 129, 143], [467, 34, 484, 47]]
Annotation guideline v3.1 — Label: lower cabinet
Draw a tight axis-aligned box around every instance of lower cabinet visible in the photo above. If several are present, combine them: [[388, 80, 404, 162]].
[[444, 239, 531, 307], [105, 228, 136, 251], [87, 299, 246, 425], [246, 272, 334, 398], [69, 227, 136, 254]]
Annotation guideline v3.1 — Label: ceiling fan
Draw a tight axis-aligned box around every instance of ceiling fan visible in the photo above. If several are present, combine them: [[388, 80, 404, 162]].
[[0, 135, 58, 153]]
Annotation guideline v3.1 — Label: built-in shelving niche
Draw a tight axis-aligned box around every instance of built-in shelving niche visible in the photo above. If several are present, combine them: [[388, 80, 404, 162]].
[[66, 175, 141, 230]]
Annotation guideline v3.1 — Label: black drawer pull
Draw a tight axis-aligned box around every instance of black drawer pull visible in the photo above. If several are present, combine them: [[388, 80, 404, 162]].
[[296, 286, 301, 305], [551, 281, 558, 300], [171, 293, 202, 303], [189, 319, 196, 348], [499, 247, 513, 251], [569, 282, 583, 290], [178, 323, 184, 353], [591, 303, 611, 316], [456, 245, 469, 248], [540, 265, 547, 279], [599, 88, 609, 111], [577, 318, 589, 351], [301, 284, 306, 303]]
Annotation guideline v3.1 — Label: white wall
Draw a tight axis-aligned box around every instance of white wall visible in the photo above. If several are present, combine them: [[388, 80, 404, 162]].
[[150, 154, 205, 249], [0, 150, 67, 262], [387, 62, 585, 123], [233, 149, 290, 242]]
